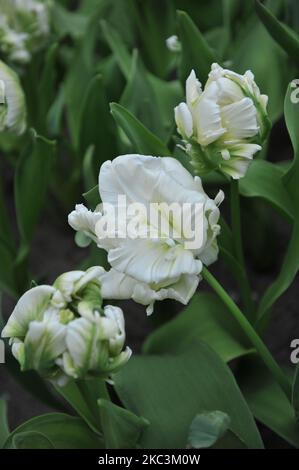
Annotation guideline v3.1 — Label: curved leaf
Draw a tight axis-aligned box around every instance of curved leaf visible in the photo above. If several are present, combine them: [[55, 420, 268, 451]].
[[255, 0, 299, 66], [4, 413, 103, 449], [110, 103, 170, 155], [115, 342, 263, 449]]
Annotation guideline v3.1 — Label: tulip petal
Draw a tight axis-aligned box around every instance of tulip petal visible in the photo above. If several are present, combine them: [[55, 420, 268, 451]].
[[1, 285, 55, 339], [221, 97, 259, 140], [174, 102, 193, 138]]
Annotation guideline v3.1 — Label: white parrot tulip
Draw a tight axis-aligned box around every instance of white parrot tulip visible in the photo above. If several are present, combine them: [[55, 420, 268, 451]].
[[0, 60, 26, 135], [69, 154, 223, 313], [1, 267, 131, 383], [0, 0, 51, 65], [175, 64, 270, 179]]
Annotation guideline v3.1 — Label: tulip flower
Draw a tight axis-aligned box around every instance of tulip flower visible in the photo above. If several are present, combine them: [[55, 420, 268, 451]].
[[69, 154, 223, 314], [0, 60, 26, 134], [0, 0, 51, 64], [175, 64, 270, 179], [1, 267, 131, 384]]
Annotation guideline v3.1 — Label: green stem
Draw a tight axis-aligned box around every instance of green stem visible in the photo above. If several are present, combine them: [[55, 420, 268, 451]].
[[202, 267, 292, 401], [230, 179, 255, 319]]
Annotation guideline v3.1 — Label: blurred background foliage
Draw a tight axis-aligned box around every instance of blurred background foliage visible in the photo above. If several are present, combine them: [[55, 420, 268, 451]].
[[1, 0, 299, 448]]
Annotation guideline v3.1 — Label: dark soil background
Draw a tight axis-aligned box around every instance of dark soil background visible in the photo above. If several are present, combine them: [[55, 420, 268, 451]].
[[0, 120, 298, 449]]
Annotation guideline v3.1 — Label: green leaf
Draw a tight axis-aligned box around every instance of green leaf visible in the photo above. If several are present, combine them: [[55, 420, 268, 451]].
[[83, 184, 100, 210], [12, 431, 54, 449], [54, 381, 101, 434], [0, 237, 17, 296], [232, 16, 289, 122], [110, 102, 170, 155], [0, 399, 9, 448], [256, 85, 299, 329], [52, 2, 88, 39], [115, 342, 263, 449], [143, 293, 253, 363], [188, 411, 230, 448], [37, 43, 59, 133], [239, 358, 299, 448], [15, 131, 56, 244], [177, 10, 217, 84], [188, 411, 237, 449], [79, 75, 118, 165], [255, 0, 299, 67], [64, 14, 100, 148], [120, 51, 164, 139], [83, 145, 97, 191], [4, 413, 103, 449], [292, 364, 299, 420], [240, 160, 294, 221], [98, 399, 149, 449], [100, 19, 132, 79]]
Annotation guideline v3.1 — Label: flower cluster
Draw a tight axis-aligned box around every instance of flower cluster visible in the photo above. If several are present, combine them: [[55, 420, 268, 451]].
[[175, 63, 270, 179], [0, 0, 51, 64], [1, 267, 131, 385], [0, 59, 26, 134]]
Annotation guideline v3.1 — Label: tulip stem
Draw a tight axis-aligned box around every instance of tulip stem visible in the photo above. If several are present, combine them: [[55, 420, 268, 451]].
[[230, 180, 255, 319], [202, 267, 292, 401]]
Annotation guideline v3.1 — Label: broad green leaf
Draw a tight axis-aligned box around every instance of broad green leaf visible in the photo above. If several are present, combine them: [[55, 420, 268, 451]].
[[100, 19, 132, 79], [79, 75, 118, 166], [83, 185, 100, 210], [292, 364, 299, 419], [37, 43, 59, 133], [232, 16, 289, 121], [239, 358, 299, 448], [143, 293, 252, 363], [255, 0, 299, 67], [12, 431, 54, 449], [83, 145, 96, 191], [115, 342, 263, 449], [240, 160, 294, 221], [177, 10, 217, 84], [4, 413, 103, 449], [120, 51, 164, 139], [0, 399, 9, 448], [110, 103, 170, 155], [283, 84, 299, 200], [187, 411, 231, 449], [47, 84, 65, 137], [15, 131, 56, 244], [64, 14, 100, 148], [98, 399, 149, 449], [256, 85, 299, 329]]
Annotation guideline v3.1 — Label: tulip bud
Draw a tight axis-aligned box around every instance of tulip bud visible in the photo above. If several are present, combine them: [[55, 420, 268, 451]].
[[0, 0, 51, 64], [1, 267, 131, 384], [175, 64, 270, 179], [0, 60, 26, 135]]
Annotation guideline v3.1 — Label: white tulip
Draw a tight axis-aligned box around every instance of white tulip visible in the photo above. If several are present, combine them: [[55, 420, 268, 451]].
[[0, 0, 51, 65], [175, 64, 270, 179], [69, 154, 223, 313], [0, 60, 26, 135], [1, 267, 131, 382], [59, 306, 131, 380]]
